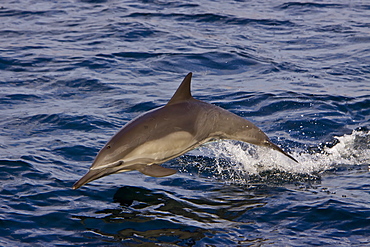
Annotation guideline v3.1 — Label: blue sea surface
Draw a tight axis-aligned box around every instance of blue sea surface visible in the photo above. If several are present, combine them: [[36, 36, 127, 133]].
[[1, 0, 370, 246]]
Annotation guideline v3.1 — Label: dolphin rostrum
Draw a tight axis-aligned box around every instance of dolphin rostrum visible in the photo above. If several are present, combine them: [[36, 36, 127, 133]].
[[73, 73, 298, 189]]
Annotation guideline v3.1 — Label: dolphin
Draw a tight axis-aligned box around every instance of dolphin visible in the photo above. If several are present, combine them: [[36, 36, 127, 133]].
[[73, 73, 298, 189]]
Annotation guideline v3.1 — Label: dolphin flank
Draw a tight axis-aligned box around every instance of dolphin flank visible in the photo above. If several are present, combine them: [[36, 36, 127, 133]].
[[73, 73, 298, 189]]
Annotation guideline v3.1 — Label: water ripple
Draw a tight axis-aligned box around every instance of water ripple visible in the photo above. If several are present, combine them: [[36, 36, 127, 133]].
[[1, 0, 370, 245]]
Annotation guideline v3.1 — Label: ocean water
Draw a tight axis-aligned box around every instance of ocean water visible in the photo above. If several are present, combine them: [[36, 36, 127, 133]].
[[1, 0, 370, 246]]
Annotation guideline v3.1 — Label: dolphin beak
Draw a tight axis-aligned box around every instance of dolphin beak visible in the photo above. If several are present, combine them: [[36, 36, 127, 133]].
[[73, 161, 125, 189], [73, 169, 108, 189]]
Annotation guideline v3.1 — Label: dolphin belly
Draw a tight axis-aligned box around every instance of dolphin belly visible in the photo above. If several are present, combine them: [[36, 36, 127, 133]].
[[124, 131, 197, 163]]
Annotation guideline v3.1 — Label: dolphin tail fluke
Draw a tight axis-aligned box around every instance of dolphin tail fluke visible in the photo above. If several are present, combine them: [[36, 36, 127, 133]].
[[264, 141, 298, 163]]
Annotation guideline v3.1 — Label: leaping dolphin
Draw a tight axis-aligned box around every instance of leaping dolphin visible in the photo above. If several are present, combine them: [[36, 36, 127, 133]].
[[73, 73, 298, 189]]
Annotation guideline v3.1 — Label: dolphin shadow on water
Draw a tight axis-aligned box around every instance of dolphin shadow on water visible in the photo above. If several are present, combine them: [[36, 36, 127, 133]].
[[73, 73, 298, 190]]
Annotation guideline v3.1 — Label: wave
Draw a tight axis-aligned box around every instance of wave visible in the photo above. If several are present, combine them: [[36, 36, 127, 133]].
[[178, 130, 370, 185], [126, 12, 294, 27]]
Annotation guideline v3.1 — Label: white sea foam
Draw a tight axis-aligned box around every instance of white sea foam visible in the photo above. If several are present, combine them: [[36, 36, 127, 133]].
[[197, 130, 370, 182], [323, 130, 370, 165]]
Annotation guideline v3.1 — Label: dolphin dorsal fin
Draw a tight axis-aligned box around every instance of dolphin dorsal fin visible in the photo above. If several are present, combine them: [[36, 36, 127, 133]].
[[167, 72, 193, 106]]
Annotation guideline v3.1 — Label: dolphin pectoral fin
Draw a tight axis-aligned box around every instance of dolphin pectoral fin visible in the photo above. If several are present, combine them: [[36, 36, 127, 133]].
[[138, 164, 177, 177]]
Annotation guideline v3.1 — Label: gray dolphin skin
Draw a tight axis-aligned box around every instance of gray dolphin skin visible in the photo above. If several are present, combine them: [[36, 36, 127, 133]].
[[73, 73, 298, 189]]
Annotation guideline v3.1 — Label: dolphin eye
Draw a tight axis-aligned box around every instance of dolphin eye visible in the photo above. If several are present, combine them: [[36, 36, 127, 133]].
[[106, 145, 111, 149]]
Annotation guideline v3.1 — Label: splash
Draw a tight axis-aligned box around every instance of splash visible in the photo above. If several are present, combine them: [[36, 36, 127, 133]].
[[322, 130, 370, 165], [191, 130, 370, 184]]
